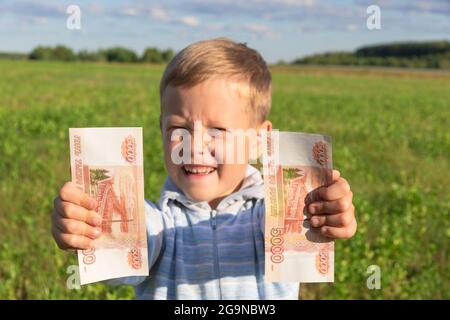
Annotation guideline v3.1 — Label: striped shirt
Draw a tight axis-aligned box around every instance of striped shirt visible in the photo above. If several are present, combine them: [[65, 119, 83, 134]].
[[108, 165, 300, 299]]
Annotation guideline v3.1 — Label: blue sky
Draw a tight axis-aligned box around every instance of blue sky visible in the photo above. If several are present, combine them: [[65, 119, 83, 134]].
[[0, 0, 449, 63]]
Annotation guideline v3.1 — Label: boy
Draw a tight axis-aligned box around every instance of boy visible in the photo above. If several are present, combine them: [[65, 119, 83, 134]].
[[51, 38, 356, 299]]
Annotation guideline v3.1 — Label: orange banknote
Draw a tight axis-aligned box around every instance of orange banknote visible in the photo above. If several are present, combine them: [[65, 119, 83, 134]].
[[262, 130, 334, 282], [69, 128, 148, 285]]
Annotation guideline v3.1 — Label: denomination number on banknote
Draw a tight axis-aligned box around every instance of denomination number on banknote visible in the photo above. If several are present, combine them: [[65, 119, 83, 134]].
[[74, 135, 81, 156], [270, 228, 285, 263], [128, 247, 142, 269], [316, 250, 329, 275], [121, 135, 137, 164], [82, 248, 96, 265]]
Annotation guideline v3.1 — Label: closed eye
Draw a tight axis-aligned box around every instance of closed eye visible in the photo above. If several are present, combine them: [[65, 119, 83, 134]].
[[212, 127, 228, 132], [168, 126, 187, 131]]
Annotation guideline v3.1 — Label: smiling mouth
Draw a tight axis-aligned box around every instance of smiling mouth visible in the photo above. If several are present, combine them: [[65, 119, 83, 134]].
[[182, 164, 217, 176]]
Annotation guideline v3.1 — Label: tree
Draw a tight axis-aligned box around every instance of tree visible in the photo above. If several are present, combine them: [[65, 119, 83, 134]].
[[52, 45, 76, 61], [161, 49, 174, 62], [27, 45, 176, 64], [29, 46, 54, 60], [141, 48, 174, 63], [141, 47, 163, 63], [356, 41, 450, 58], [29, 45, 75, 61], [103, 47, 138, 63], [292, 41, 450, 69], [90, 169, 110, 186], [77, 49, 105, 62]]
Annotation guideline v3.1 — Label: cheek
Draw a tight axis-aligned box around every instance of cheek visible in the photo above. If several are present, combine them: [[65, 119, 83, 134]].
[[164, 137, 187, 164], [233, 138, 250, 164], [216, 164, 247, 183], [212, 136, 250, 164], [167, 140, 179, 151], [163, 141, 178, 167]]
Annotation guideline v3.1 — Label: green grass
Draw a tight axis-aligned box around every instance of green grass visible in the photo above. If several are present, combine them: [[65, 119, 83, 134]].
[[0, 60, 449, 299]]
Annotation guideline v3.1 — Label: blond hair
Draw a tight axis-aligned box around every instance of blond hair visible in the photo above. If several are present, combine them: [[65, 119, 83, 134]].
[[159, 37, 272, 124]]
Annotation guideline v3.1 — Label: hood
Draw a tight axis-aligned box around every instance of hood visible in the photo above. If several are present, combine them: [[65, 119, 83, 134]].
[[158, 164, 265, 213]]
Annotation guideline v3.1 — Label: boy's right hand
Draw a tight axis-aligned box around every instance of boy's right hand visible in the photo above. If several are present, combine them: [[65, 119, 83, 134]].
[[51, 182, 103, 251]]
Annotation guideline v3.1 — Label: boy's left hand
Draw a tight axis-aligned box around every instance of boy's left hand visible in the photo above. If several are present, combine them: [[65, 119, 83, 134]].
[[307, 170, 357, 239]]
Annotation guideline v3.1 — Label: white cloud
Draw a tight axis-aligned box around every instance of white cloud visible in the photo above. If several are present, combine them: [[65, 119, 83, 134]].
[[0, 1, 65, 17], [204, 22, 226, 31], [117, 5, 169, 20], [119, 7, 141, 17], [29, 16, 48, 24], [243, 23, 276, 38], [178, 16, 200, 27], [86, 4, 103, 15], [274, 0, 316, 7], [150, 7, 169, 21], [346, 24, 358, 32]]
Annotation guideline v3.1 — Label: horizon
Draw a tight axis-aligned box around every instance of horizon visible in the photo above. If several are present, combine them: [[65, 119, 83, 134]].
[[0, 0, 449, 63], [2, 39, 449, 64]]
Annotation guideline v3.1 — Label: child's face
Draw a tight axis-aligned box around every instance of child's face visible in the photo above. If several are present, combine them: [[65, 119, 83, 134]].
[[160, 78, 271, 208]]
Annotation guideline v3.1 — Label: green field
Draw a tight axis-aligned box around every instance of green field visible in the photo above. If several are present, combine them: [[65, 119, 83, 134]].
[[0, 60, 449, 299]]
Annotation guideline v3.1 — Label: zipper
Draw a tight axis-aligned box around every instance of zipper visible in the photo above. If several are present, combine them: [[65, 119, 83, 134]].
[[210, 209, 222, 299], [211, 209, 217, 230]]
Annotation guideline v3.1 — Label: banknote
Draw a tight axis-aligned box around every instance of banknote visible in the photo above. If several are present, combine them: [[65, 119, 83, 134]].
[[69, 127, 148, 285], [261, 130, 334, 282]]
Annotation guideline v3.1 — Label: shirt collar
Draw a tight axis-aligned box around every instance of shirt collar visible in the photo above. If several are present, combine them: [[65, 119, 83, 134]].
[[158, 164, 264, 212]]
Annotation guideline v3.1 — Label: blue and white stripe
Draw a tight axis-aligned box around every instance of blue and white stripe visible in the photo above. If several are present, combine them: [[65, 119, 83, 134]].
[[108, 165, 300, 300]]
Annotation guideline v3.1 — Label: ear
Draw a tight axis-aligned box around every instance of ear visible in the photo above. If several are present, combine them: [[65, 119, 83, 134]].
[[249, 120, 272, 161], [260, 120, 272, 132]]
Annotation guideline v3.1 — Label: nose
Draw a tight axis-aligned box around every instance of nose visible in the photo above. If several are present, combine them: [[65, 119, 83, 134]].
[[191, 133, 204, 153], [189, 126, 218, 165]]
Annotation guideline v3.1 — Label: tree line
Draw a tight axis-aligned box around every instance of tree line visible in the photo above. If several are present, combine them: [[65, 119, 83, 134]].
[[1, 41, 449, 69], [293, 41, 450, 69], [25, 45, 174, 63]]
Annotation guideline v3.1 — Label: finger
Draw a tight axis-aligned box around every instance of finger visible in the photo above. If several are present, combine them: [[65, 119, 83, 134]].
[[52, 225, 95, 250], [55, 217, 102, 239], [310, 178, 351, 202], [54, 200, 102, 227], [320, 219, 357, 239], [308, 193, 353, 214], [305, 170, 341, 204], [310, 205, 355, 227], [59, 182, 97, 210], [331, 169, 340, 182]]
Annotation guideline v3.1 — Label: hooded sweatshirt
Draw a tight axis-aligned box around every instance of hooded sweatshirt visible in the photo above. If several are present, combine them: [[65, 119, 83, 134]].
[[108, 165, 299, 299]]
